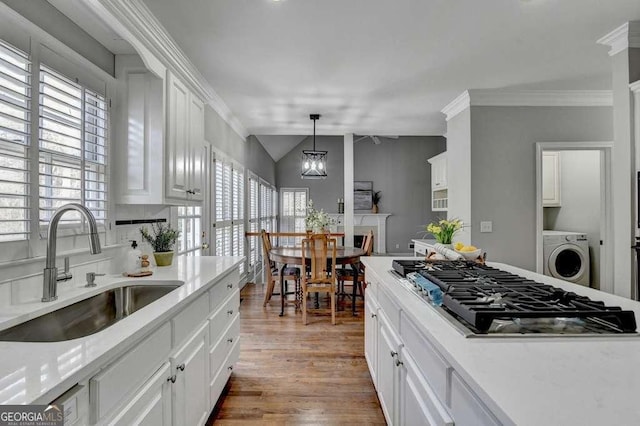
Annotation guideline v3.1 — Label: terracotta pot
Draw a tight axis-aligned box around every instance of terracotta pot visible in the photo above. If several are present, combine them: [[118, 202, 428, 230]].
[[153, 251, 174, 266]]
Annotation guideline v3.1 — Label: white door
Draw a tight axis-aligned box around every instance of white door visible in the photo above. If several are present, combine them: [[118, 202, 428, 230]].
[[110, 362, 172, 426], [172, 323, 210, 426], [166, 73, 190, 199], [376, 313, 400, 425], [364, 294, 379, 389]]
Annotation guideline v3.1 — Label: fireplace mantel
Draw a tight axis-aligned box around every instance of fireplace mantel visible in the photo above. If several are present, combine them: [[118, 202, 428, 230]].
[[328, 213, 391, 254]]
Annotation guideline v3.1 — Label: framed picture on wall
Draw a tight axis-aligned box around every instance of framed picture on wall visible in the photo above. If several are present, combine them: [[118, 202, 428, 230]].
[[354, 181, 373, 210]]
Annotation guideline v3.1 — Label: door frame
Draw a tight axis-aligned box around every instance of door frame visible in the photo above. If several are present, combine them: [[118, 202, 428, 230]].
[[535, 141, 613, 292]]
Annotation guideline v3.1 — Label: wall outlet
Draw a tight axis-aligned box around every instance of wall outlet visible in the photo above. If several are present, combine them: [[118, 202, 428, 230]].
[[395, 244, 400, 249], [480, 221, 493, 233], [409, 242, 414, 249]]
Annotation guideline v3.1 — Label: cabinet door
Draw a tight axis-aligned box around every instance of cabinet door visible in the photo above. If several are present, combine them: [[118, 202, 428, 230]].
[[399, 351, 454, 426], [166, 72, 190, 199], [377, 312, 401, 425], [172, 322, 210, 426], [109, 362, 172, 426], [364, 293, 379, 389], [188, 94, 205, 201], [542, 151, 561, 207]]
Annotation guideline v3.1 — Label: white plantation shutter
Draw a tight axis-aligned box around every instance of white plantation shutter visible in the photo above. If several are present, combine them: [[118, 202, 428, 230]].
[[248, 176, 259, 267], [38, 65, 107, 228], [280, 188, 307, 246], [0, 41, 30, 242]]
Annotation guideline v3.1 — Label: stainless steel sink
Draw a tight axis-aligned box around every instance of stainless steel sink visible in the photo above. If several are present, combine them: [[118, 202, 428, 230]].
[[0, 284, 181, 342]]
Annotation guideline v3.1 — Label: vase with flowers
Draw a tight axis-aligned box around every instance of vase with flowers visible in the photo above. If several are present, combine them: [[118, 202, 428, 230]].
[[305, 200, 335, 234], [425, 218, 463, 247]]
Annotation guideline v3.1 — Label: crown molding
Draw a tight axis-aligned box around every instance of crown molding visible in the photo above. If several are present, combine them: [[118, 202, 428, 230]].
[[441, 91, 470, 121], [631, 81, 640, 93], [92, 0, 248, 140], [597, 21, 640, 56], [441, 89, 612, 121]]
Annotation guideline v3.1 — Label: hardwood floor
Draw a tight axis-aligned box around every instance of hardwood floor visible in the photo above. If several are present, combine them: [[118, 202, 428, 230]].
[[208, 282, 386, 425]]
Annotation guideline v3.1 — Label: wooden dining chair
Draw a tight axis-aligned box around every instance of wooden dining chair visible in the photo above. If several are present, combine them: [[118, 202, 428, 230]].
[[301, 233, 337, 325], [261, 230, 301, 308], [336, 230, 374, 304]]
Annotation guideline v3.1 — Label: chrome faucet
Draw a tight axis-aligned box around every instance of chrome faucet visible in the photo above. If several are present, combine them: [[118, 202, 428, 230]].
[[42, 203, 102, 302]]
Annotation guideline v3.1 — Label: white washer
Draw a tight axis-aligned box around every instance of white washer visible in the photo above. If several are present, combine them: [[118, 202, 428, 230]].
[[543, 230, 590, 287]]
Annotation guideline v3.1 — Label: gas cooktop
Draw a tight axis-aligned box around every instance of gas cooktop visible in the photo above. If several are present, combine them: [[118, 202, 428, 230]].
[[391, 260, 638, 337]]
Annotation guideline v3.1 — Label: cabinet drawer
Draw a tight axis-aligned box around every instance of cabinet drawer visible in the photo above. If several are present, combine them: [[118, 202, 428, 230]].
[[450, 371, 500, 426], [90, 322, 171, 422], [52, 384, 89, 426], [209, 339, 240, 407], [400, 311, 451, 403], [414, 244, 428, 256], [210, 269, 240, 311], [209, 314, 240, 380], [173, 292, 209, 348], [208, 289, 240, 344], [378, 285, 402, 332]]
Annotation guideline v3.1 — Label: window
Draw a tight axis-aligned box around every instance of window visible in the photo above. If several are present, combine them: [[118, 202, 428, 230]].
[[38, 65, 108, 229], [0, 36, 110, 252], [0, 40, 30, 242], [213, 155, 245, 273], [177, 206, 202, 256], [248, 175, 259, 268], [279, 188, 307, 246]]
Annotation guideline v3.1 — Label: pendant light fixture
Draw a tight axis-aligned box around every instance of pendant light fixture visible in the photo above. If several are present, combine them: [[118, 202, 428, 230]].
[[301, 114, 327, 179]]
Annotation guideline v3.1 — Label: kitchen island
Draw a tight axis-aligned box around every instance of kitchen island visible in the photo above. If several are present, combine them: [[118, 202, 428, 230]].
[[361, 256, 640, 426], [0, 255, 243, 425]]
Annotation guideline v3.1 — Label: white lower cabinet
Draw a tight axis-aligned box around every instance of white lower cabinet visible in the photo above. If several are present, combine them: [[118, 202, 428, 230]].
[[376, 311, 402, 425], [364, 271, 503, 425], [171, 322, 210, 426], [86, 271, 241, 425], [109, 363, 172, 426]]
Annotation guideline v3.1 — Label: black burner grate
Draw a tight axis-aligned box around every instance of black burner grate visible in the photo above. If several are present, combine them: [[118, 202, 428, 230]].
[[392, 260, 637, 334]]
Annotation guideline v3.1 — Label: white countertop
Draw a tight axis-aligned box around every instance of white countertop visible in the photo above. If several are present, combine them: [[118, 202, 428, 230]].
[[0, 255, 243, 405], [361, 256, 640, 426]]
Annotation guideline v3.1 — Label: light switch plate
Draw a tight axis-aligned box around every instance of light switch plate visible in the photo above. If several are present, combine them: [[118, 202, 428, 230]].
[[480, 221, 493, 233]]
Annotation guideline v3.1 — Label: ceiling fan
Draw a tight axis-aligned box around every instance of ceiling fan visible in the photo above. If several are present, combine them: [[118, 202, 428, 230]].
[[355, 135, 399, 145]]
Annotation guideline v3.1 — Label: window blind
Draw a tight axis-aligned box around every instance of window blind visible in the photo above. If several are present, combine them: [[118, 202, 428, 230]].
[[0, 41, 30, 242], [38, 65, 107, 228]]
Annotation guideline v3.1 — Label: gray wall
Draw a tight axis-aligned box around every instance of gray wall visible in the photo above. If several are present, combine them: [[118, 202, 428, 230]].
[[205, 107, 276, 184], [275, 135, 446, 253], [276, 135, 345, 211], [1, 0, 115, 76], [469, 106, 613, 271], [544, 150, 601, 289]]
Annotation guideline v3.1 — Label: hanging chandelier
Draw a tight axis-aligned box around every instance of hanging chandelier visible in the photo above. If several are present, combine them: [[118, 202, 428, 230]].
[[301, 114, 327, 179]]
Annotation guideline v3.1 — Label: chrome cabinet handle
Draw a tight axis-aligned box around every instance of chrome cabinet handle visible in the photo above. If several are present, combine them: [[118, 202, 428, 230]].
[[177, 363, 185, 371], [227, 337, 233, 343], [227, 283, 233, 289], [227, 309, 234, 315], [395, 358, 404, 367], [371, 313, 377, 318], [227, 366, 233, 371], [167, 375, 177, 383], [390, 351, 398, 358]]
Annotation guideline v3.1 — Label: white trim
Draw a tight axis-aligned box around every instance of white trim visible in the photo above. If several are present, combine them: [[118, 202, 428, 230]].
[[535, 142, 614, 295], [441, 91, 470, 121], [631, 80, 640, 93], [442, 90, 612, 121], [89, 0, 249, 140], [597, 21, 640, 56]]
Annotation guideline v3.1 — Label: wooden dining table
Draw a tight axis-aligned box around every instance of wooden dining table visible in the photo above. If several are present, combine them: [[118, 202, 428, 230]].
[[269, 246, 367, 317]]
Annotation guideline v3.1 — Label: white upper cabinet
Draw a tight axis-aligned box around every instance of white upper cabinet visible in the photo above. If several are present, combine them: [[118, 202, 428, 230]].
[[428, 152, 448, 211], [542, 151, 561, 207], [113, 57, 206, 205]]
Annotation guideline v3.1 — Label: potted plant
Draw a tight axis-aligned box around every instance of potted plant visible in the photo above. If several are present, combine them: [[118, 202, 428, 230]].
[[140, 223, 181, 266], [425, 218, 463, 247], [372, 191, 381, 213]]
